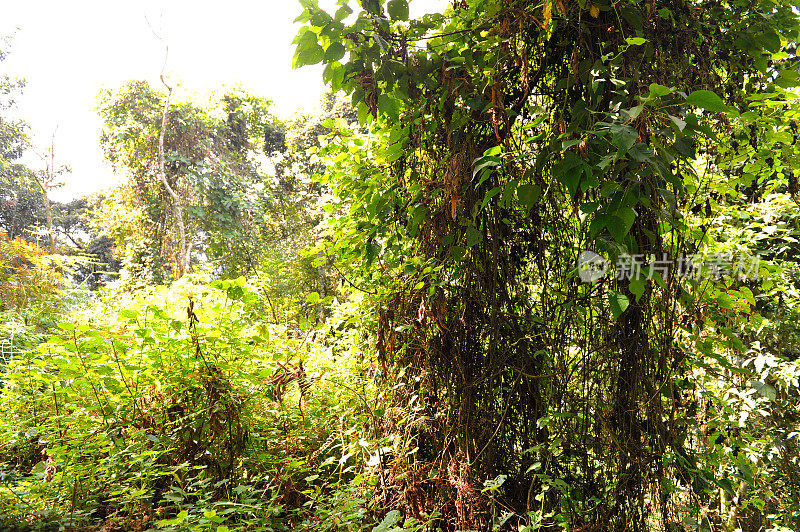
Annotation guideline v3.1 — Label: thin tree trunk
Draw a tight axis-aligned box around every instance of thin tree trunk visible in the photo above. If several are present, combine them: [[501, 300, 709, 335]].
[[32, 130, 57, 254], [157, 48, 188, 276], [37, 178, 55, 254], [46, 134, 55, 253], [723, 480, 748, 532]]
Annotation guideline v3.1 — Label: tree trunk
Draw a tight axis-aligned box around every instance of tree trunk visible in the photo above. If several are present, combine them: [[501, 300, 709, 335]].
[[32, 131, 57, 254], [157, 54, 187, 276], [46, 134, 55, 253]]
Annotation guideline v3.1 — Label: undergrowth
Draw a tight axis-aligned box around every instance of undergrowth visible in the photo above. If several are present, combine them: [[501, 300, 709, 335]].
[[0, 275, 403, 531]]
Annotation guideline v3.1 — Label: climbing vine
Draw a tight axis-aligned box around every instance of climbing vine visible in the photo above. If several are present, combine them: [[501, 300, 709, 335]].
[[297, 0, 800, 529]]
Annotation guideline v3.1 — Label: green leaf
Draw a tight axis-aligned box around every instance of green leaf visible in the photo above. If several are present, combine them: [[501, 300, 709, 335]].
[[324, 42, 346, 62], [668, 115, 686, 131], [615, 206, 636, 233], [311, 10, 331, 27], [685, 90, 727, 112], [31, 461, 45, 477], [625, 37, 647, 46], [372, 510, 401, 532], [517, 184, 541, 207], [365, 241, 380, 265], [610, 124, 638, 154], [626, 104, 644, 119], [295, 43, 325, 67], [628, 143, 653, 162], [294, 10, 312, 23], [609, 291, 629, 319], [716, 292, 734, 309], [482, 474, 507, 492], [374, 32, 389, 51], [334, 5, 353, 21], [450, 246, 466, 261], [480, 186, 502, 209], [715, 477, 736, 496], [777, 69, 800, 88], [588, 213, 609, 240], [629, 278, 645, 301], [357, 101, 370, 125], [739, 286, 755, 306], [556, 153, 583, 197], [647, 83, 673, 98], [377, 94, 399, 120], [605, 212, 633, 243], [387, 0, 409, 20], [751, 380, 777, 401], [755, 30, 781, 53], [472, 156, 501, 180], [307, 292, 321, 304], [736, 459, 754, 483], [57, 322, 75, 332], [227, 286, 244, 300], [466, 226, 483, 247]]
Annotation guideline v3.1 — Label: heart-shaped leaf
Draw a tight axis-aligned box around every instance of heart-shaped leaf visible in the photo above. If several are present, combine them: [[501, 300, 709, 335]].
[[686, 90, 728, 112], [324, 42, 346, 62], [609, 291, 630, 318], [387, 0, 409, 20], [517, 184, 541, 207]]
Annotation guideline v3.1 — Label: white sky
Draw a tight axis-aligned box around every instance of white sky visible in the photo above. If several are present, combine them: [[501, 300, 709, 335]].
[[1, 0, 446, 201]]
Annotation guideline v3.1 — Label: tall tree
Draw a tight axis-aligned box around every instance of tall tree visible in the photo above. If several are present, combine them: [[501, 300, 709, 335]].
[[0, 35, 42, 242], [98, 81, 282, 283]]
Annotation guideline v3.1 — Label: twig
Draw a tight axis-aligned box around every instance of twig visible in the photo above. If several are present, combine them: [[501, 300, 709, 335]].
[[72, 331, 109, 427], [4, 484, 37, 514], [333, 262, 377, 295], [51, 384, 64, 443]]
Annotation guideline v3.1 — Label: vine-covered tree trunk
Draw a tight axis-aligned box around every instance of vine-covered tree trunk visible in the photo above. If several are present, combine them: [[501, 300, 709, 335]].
[[298, 0, 800, 528]]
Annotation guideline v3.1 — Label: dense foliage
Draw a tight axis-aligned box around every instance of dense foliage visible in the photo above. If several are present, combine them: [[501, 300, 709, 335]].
[[293, 0, 800, 529], [1, 1, 800, 531]]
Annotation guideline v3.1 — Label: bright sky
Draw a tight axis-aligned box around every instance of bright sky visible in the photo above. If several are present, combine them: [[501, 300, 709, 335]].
[[1, 0, 446, 201]]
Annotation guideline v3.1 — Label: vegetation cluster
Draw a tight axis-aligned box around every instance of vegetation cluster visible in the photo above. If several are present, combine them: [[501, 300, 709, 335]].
[[1, 0, 800, 531]]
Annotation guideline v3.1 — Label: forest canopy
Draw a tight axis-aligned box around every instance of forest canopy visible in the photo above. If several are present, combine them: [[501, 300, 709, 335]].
[[1, 0, 800, 531]]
